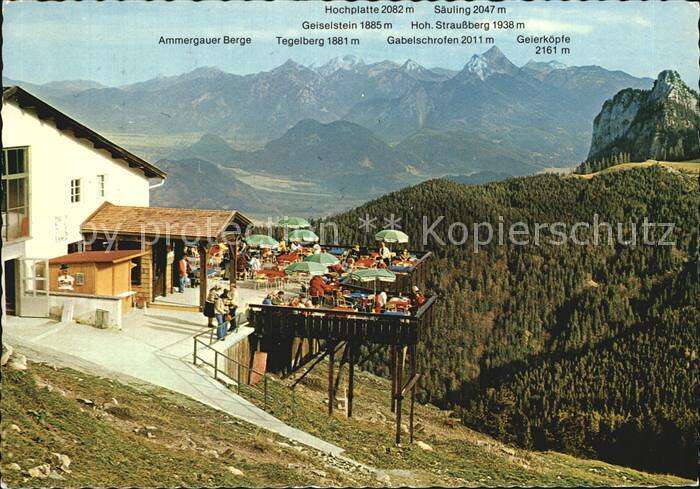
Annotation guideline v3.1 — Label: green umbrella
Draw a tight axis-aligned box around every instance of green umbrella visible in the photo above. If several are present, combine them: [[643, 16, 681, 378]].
[[277, 216, 311, 229], [305, 253, 340, 265], [348, 268, 396, 294], [245, 234, 278, 248], [288, 229, 319, 243], [375, 229, 409, 244], [348, 268, 397, 283], [284, 261, 327, 276]]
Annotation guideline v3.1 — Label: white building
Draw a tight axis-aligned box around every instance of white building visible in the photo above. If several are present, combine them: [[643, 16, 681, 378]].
[[2, 86, 166, 322]]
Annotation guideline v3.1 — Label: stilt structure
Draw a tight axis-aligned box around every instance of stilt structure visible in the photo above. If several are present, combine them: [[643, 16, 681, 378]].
[[249, 294, 436, 443]]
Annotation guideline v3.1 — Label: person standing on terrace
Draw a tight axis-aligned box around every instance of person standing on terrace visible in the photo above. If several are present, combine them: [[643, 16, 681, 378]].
[[177, 255, 188, 293], [203, 285, 220, 327], [309, 275, 328, 305], [214, 293, 229, 341]]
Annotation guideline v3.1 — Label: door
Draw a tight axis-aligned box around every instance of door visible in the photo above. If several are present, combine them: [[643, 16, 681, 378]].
[[17, 258, 50, 317], [4, 259, 17, 315], [152, 241, 166, 299]]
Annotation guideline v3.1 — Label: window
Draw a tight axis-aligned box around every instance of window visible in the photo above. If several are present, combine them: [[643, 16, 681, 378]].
[[1, 147, 30, 241], [75, 272, 85, 286], [97, 174, 105, 197], [70, 178, 81, 203]]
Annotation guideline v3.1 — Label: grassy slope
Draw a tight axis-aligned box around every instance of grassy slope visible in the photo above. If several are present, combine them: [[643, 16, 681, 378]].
[[245, 361, 691, 487], [1, 362, 375, 488], [1, 359, 691, 488], [572, 159, 700, 179]]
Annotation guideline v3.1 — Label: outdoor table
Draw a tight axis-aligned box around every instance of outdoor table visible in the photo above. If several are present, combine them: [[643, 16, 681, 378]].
[[387, 297, 411, 311], [258, 269, 285, 278], [355, 258, 375, 268], [389, 265, 413, 272]]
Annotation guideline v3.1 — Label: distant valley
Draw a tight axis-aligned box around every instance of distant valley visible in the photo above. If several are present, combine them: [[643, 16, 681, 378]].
[[5, 47, 659, 216]]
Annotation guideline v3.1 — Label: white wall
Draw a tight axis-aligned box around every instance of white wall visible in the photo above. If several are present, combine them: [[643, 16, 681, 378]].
[[1, 101, 152, 259], [49, 294, 124, 330]]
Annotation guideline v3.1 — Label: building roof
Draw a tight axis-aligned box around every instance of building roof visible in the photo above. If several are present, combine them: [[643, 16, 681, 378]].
[[2, 86, 166, 179], [50, 250, 146, 265], [81, 202, 252, 241]]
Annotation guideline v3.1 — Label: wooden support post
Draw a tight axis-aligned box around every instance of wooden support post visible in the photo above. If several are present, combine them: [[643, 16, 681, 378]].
[[230, 239, 238, 289], [347, 342, 355, 418], [395, 345, 404, 444], [390, 344, 397, 413], [409, 345, 416, 443], [198, 243, 207, 310], [328, 341, 335, 416], [333, 342, 349, 394]]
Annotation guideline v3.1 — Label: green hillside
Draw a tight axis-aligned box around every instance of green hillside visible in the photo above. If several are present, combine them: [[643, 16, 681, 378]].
[[2, 359, 690, 487], [325, 167, 698, 478]]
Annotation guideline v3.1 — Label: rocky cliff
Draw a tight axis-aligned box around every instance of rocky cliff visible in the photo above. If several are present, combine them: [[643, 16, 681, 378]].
[[586, 70, 699, 166]]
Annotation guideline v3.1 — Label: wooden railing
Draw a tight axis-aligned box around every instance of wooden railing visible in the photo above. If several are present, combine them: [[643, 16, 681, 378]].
[[248, 294, 437, 346]]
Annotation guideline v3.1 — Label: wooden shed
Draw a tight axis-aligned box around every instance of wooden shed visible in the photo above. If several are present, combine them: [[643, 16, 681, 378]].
[[49, 250, 146, 314]]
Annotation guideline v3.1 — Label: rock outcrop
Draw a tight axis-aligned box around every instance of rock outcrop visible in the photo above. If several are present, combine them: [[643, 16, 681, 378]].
[[584, 70, 699, 169]]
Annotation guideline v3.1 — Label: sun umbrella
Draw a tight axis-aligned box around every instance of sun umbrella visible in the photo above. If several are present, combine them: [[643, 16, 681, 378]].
[[305, 253, 340, 265], [245, 234, 279, 248], [375, 229, 409, 244], [348, 268, 396, 294], [288, 229, 319, 243], [277, 217, 311, 229], [284, 261, 327, 276]]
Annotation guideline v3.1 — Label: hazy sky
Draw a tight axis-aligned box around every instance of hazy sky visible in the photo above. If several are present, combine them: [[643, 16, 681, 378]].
[[3, 0, 698, 86]]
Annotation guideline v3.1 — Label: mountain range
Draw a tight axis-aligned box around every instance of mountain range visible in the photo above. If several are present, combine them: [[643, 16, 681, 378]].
[[5, 47, 666, 214]]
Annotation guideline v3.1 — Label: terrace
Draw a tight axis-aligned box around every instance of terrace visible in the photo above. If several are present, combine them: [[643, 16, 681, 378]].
[[248, 292, 437, 346]]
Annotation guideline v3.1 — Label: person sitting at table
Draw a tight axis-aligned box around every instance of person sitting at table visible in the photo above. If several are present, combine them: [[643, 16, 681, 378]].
[[271, 290, 285, 306], [262, 293, 273, 305], [249, 254, 262, 274], [400, 249, 411, 262], [277, 240, 288, 254], [343, 257, 356, 272], [309, 275, 328, 305], [290, 240, 302, 252], [409, 285, 426, 312], [303, 298, 315, 308], [374, 256, 388, 269], [312, 243, 321, 255], [289, 295, 302, 308], [373, 291, 384, 314], [379, 241, 392, 265], [379, 289, 388, 308], [349, 244, 361, 260]]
